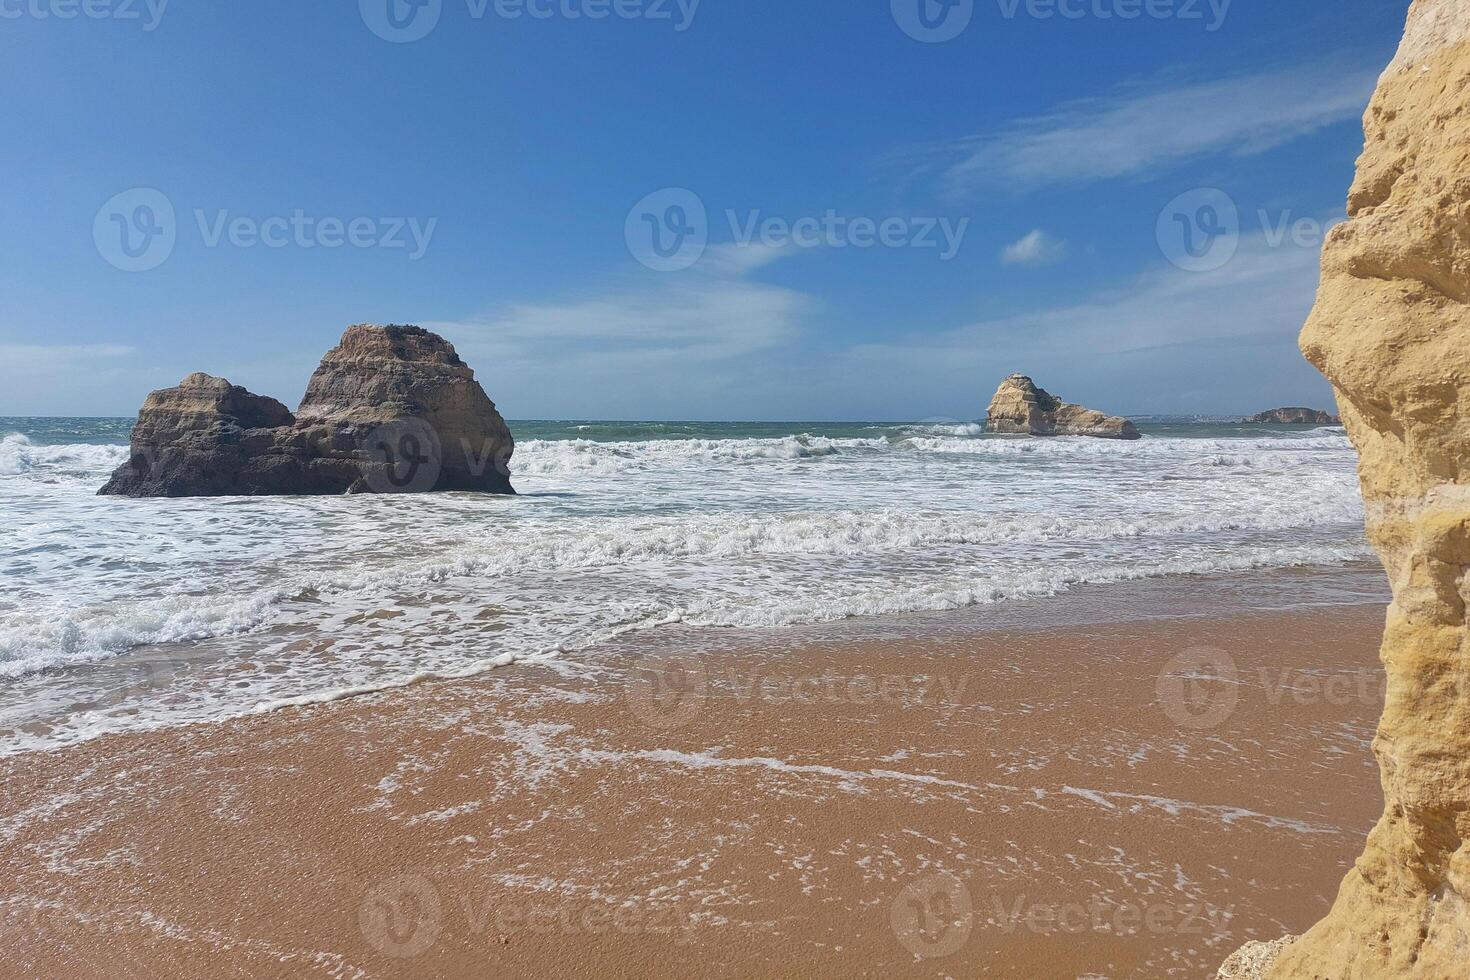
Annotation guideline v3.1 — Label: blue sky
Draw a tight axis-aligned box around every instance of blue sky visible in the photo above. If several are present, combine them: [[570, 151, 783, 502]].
[[0, 0, 1407, 420]]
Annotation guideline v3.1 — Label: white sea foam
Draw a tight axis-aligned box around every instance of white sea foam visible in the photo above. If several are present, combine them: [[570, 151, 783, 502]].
[[0, 421, 1373, 754], [0, 591, 284, 681], [0, 433, 128, 477], [511, 434, 859, 476], [507, 429, 1358, 477]]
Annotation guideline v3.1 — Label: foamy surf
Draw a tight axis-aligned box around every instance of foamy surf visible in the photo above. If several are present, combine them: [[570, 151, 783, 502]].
[[0, 418, 1374, 755]]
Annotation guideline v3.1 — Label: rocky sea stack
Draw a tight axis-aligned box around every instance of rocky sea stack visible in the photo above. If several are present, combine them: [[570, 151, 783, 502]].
[[1220, 1, 1470, 976], [1244, 407, 1341, 425], [100, 324, 515, 497], [986, 374, 1140, 441]]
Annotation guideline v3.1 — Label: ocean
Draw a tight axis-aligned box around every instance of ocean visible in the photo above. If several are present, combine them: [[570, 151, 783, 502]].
[[0, 417, 1383, 756]]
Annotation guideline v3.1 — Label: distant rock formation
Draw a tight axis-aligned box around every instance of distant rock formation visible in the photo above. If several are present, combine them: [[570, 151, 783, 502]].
[[100, 325, 515, 497], [986, 375, 1140, 440], [1219, 1, 1470, 977], [1244, 407, 1341, 425]]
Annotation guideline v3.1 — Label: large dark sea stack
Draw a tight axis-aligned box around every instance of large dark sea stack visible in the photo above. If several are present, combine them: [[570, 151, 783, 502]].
[[100, 324, 515, 497], [294, 325, 515, 493]]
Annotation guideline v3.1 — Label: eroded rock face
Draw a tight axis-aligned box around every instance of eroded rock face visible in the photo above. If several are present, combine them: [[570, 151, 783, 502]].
[[96, 372, 336, 497], [296, 325, 516, 493], [1244, 407, 1341, 425], [1217, 937, 1297, 980], [1223, 2, 1470, 976], [100, 325, 515, 497], [986, 374, 1140, 440]]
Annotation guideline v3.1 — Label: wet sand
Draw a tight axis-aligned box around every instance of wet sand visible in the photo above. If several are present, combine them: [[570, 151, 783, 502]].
[[0, 604, 1387, 979]]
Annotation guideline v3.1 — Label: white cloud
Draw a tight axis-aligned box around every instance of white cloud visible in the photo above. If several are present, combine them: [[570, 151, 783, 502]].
[[0, 344, 141, 415], [833, 231, 1332, 415], [902, 60, 1378, 198], [1000, 230, 1069, 267], [423, 232, 1335, 419], [426, 243, 813, 417], [0, 343, 134, 373], [858, 234, 1321, 360]]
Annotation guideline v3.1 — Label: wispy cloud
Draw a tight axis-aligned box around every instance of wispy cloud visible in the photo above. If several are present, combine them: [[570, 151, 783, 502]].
[[0, 344, 140, 414], [427, 244, 813, 416], [903, 60, 1377, 199], [856, 234, 1320, 359], [0, 343, 135, 373], [834, 231, 1330, 415], [427, 232, 1332, 418], [1000, 229, 1069, 267]]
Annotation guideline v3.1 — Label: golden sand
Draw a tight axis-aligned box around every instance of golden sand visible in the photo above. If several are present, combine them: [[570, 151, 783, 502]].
[[0, 605, 1386, 978]]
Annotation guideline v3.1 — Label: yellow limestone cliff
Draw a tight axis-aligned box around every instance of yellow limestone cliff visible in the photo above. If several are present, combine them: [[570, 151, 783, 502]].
[[1220, 0, 1470, 976]]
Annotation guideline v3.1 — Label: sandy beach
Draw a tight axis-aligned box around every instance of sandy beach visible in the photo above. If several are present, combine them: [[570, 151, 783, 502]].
[[1, 602, 1386, 979], [7, 0, 1445, 974]]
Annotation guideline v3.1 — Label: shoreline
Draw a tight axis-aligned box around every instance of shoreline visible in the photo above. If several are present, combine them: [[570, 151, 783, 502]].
[[0, 560, 1387, 759], [1, 601, 1387, 978]]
